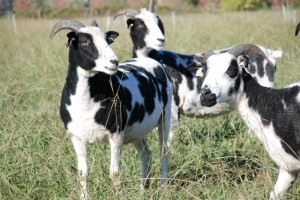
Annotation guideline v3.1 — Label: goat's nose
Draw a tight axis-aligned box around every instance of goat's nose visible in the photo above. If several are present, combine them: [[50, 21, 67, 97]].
[[110, 59, 119, 66], [157, 38, 165, 43], [201, 86, 211, 95]]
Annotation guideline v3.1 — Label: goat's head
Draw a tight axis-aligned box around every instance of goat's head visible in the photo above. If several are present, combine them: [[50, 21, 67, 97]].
[[114, 8, 165, 53], [50, 20, 119, 75], [198, 44, 272, 107]]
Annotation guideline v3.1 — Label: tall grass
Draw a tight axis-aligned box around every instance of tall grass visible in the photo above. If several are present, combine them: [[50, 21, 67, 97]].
[[1, 10, 300, 199]]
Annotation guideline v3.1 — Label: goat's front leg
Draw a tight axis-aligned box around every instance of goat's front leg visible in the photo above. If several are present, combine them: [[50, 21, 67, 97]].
[[269, 168, 298, 200], [109, 133, 124, 186], [71, 136, 88, 200], [133, 139, 152, 188]]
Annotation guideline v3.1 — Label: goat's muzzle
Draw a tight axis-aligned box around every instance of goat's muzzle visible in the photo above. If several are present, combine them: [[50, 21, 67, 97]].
[[200, 87, 217, 107], [110, 59, 119, 66]]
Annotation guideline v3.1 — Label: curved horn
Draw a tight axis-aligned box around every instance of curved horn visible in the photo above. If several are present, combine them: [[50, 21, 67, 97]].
[[149, 0, 155, 13], [203, 50, 216, 59], [295, 22, 300, 36], [50, 20, 85, 40], [228, 43, 272, 63], [113, 9, 138, 20], [193, 50, 216, 63]]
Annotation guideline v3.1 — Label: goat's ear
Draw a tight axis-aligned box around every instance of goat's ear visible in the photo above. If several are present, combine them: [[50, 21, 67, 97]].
[[126, 19, 134, 28], [187, 53, 207, 77], [67, 31, 77, 39], [237, 55, 249, 70], [193, 53, 207, 67], [105, 31, 119, 45], [187, 62, 199, 73], [66, 31, 77, 47], [187, 62, 205, 78]]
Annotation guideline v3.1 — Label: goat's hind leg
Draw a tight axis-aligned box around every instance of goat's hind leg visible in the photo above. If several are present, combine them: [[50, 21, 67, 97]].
[[167, 102, 179, 148], [133, 139, 152, 188], [269, 168, 298, 200], [71, 136, 88, 200], [158, 114, 170, 186]]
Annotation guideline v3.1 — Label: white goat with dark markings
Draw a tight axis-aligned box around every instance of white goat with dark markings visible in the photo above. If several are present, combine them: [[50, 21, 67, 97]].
[[113, 7, 282, 146], [198, 43, 300, 200], [50, 19, 172, 199]]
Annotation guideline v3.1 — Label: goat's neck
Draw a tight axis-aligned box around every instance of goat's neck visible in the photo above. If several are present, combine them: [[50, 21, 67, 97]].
[[132, 46, 151, 58], [65, 64, 115, 103], [235, 73, 274, 141]]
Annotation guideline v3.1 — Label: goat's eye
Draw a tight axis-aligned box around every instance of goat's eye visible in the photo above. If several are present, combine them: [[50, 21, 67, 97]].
[[80, 40, 91, 47], [134, 22, 145, 29], [226, 61, 239, 78]]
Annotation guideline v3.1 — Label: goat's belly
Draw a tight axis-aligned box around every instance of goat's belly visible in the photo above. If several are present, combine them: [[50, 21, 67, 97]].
[[124, 113, 161, 142]]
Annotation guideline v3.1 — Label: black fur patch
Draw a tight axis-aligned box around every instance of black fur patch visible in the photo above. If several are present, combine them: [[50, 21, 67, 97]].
[[157, 16, 165, 35], [149, 50, 195, 89], [226, 60, 239, 78], [249, 55, 264, 78], [265, 62, 276, 82], [60, 63, 79, 128], [89, 73, 128, 133], [60, 86, 73, 129], [248, 63, 256, 74], [128, 102, 145, 126], [148, 50, 200, 107], [129, 18, 148, 50], [68, 33, 100, 70], [242, 70, 300, 158]]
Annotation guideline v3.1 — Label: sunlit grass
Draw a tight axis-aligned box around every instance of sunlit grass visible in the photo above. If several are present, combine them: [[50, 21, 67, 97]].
[[1, 9, 300, 199]]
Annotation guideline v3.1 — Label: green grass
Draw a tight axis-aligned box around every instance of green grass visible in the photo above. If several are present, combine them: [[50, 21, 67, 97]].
[[1, 10, 300, 199]]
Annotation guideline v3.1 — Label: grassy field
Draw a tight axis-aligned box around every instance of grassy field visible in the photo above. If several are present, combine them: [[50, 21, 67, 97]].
[[1, 10, 300, 199]]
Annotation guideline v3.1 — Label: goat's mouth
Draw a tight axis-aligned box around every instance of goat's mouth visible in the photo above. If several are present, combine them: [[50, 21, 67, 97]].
[[158, 42, 166, 48], [105, 66, 118, 74]]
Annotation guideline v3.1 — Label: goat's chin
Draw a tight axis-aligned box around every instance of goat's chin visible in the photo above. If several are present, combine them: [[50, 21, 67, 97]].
[[102, 67, 118, 75], [91, 66, 118, 75], [150, 44, 164, 51]]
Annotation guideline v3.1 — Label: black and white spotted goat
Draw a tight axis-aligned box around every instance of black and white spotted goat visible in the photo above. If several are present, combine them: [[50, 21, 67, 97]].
[[50, 19, 172, 199], [198, 43, 300, 200], [113, 7, 282, 145]]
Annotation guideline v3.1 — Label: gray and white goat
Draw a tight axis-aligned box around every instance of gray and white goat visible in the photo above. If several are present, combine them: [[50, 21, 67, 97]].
[[199, 44, 300, 200], [113, 7, 282, 145], [50, 19, 172, 199]]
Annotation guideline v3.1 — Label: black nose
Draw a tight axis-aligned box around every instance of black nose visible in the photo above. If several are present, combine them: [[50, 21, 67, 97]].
[[157, 38, 165, 43], [200, 85, 217, 107], [110, 59, 119, 65], [201, 86, 211, 95]]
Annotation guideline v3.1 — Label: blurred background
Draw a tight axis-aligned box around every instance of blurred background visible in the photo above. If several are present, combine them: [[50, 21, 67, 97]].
[[0, 0, 299, 19]]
